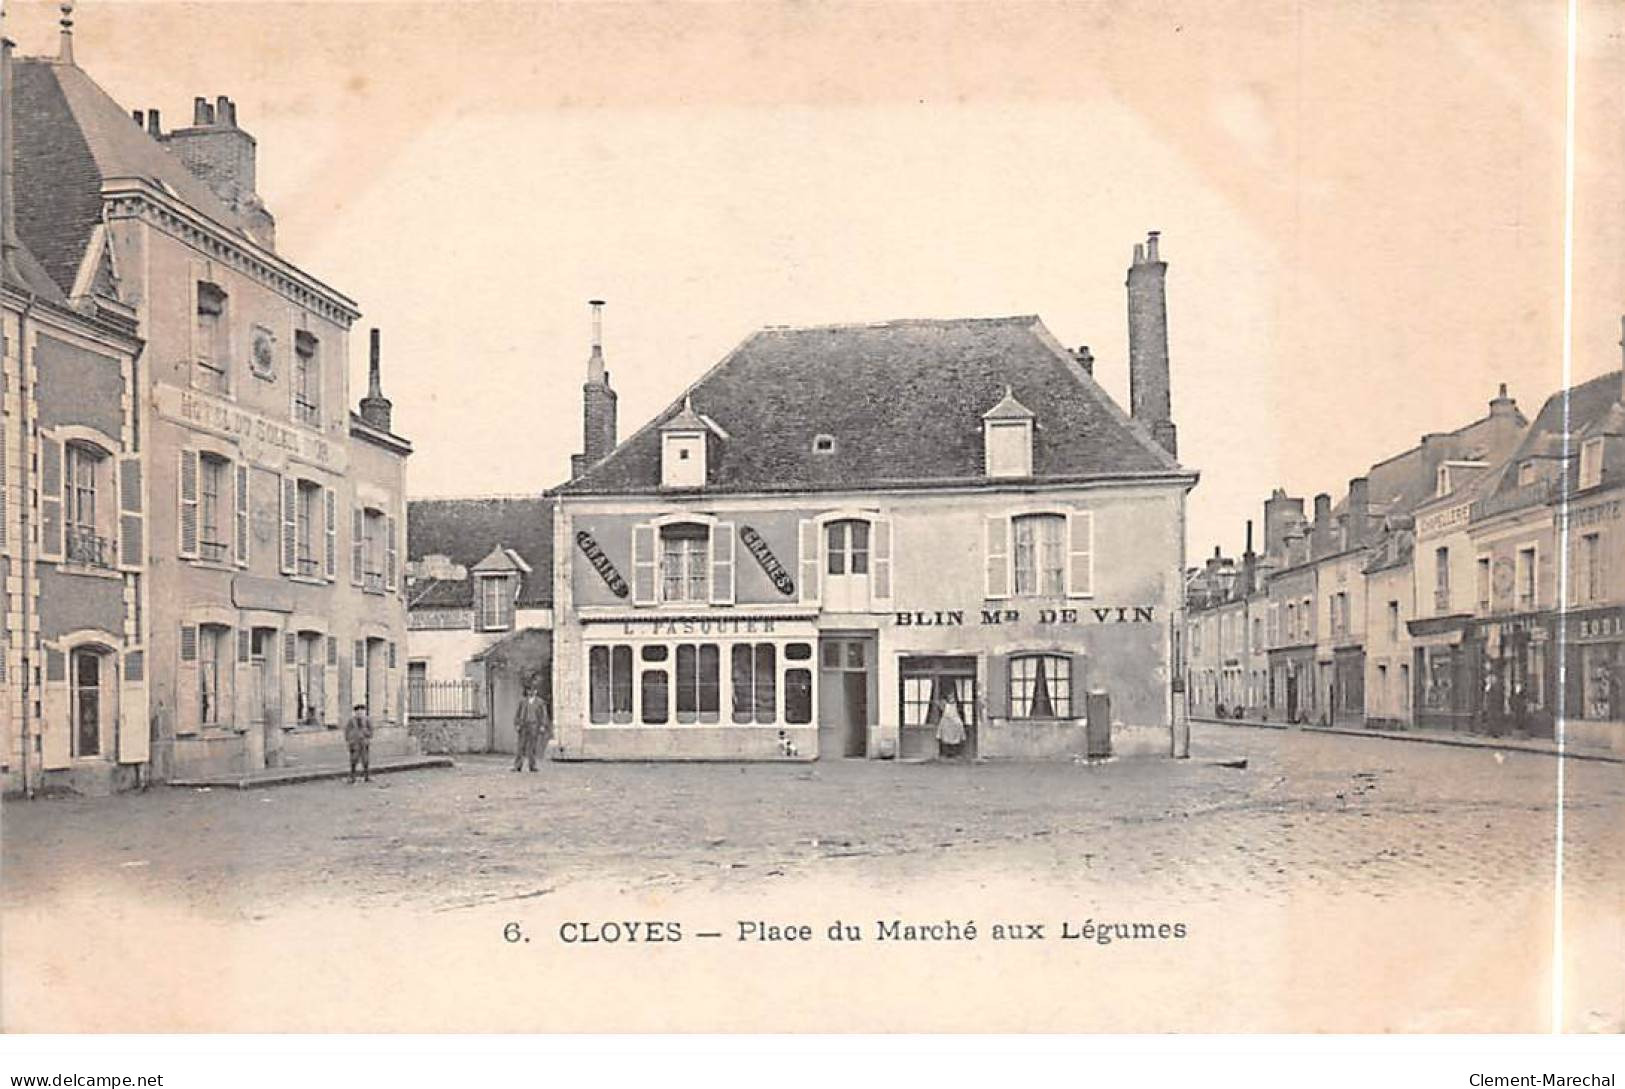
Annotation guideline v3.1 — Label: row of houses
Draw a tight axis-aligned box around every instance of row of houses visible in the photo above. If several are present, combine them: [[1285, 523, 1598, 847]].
[[407, 238, 1199, 763], [2, 21, 412, 793], [1185, 347, 1625, 753]]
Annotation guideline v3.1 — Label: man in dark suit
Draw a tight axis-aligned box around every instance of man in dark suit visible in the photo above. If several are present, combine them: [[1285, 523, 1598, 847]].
[[345, 703, 373, 783]]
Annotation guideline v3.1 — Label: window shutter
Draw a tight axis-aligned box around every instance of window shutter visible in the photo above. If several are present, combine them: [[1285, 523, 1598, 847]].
[[40, 648, 69, 770], [631, 523, 656, 606], [1070, 653, 1088, 721], [984, 515, 1009, 599], [119, 650, 151, 764], [385, 514, 398, 591], [177, 624, 200, 736], [324, 488, 338, 580], [354, 639, 366, 670], [118, 454, 144, 571], [870, 516, 894, 608], [798, 519, 820, 605], [710, 522, 736, 605], [279, 476, 296, 575], [237, 628, 250, 664], [1066, 510, 1093, 598], [234, 462, 250, 567], [176, 448, 199, 559], [188, 264, 203, 371], [351, 506, 364, 586], [39, 436, 64, 562], [987, 654, 1010, 721], [327, 635, 338, 667]]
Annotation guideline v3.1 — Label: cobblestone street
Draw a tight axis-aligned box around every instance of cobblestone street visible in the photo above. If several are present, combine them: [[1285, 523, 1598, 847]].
[[5, 723, 1622, 1033]]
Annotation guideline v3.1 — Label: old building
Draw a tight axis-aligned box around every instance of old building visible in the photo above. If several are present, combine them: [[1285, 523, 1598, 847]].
[[551, 234, 1198, 761], [8, 18, 412, 782], [405, 495, 555, 753]]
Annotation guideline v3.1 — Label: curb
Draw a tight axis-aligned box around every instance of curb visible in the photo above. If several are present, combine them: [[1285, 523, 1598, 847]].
[[169, 756, 456, 790], [1194, 718, 1624, 765]]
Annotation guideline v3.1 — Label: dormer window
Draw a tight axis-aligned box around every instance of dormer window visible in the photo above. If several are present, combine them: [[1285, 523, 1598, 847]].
[[982, 386, 1035, 479], [660, 396, 710, 488], [1579, 437, 1604, 490], [1435, 465, 1450, 497], [813, 434, 836, 454]]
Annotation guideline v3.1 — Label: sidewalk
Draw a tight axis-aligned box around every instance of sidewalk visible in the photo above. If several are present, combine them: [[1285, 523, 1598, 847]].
[[168, 755, 455, 790], [1193, 715, 1623, 764]]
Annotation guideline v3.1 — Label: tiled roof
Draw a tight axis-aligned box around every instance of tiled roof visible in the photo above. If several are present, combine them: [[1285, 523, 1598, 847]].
[[406, 497, 554, 609], [12, 57, 252, 296], [560, 316, 1184, 496], [1356, 402, 1528, 522], [1488, 368, 1625, 502]]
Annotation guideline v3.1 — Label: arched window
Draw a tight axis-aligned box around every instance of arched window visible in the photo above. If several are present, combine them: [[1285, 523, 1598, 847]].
[[1009, 653, 1072, 719], [659, 522, 710, 602], [825, 519, 869, 576]]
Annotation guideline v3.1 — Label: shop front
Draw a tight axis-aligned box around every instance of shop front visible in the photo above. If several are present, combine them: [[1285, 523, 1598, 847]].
[[1410, 616, 1480, 732], [1476, 613, 1554, 739], [1268, 646, 1316, 723], [1558, 605, 1625, 752]]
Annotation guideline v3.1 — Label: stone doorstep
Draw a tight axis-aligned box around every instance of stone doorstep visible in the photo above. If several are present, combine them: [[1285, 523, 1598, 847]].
[[1194, 716, 1625, 765], [167, 755, 455, 790]]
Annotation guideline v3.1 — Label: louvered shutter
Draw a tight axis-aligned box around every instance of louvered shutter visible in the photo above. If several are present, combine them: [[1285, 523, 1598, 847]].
[[1069, 653, 1088, 721], [798, 519, 820, 606], [987, 654, 1010, 721], [351, 506, 365, 586], [176, 448, 199, 559], [385, 514, 398, 591], [39, 436, 64, 561], [984, 515, 1009, 599], [40, 647, 69, 770], [118, 455, 143, 571], [234, 463, 250, 566], [177, 624, 200, 736], [1067, 510, 1094, 598], [710, 522, 736, 605], [631, 523, 656, 605], [324, 488, 337, 580], [119, 649, 150, 764], [870, 517, 894, 608], [280, 476, 297, 574]]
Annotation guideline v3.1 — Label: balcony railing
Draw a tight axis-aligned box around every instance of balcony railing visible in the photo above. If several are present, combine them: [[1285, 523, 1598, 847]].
[[200, 539, 229, 563], [408, 679, 484, 717], [297, 554, 320, 578], [293, 398, 320, 427], [66, 526, 113, 569], [364, 570, 385, 593]]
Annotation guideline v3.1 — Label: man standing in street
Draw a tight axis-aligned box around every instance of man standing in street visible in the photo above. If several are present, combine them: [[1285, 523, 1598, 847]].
[[345, 703, 373, 784], [514, 680, 550, 773]]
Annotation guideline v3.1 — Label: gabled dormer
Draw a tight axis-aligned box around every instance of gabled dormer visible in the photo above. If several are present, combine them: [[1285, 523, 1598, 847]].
[[982, 386, 1035, 479], [661, 396, 709, 489]]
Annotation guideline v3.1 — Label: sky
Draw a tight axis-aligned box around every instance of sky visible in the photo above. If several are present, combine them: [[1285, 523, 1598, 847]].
[[9, 0, 1623, 558]]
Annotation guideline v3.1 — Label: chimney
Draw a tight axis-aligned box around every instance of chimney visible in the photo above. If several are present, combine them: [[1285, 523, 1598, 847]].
[[160, 94, 276, 249], [1074, 345, 1094, 375], [132, 109, 144, 127], [578, 299, 618, 475], [1489, 382, 1519, 419], [1311, 493, 1333, 556], [146, 109, 161, 138], [1263, 488, 1305, 558], [359, 328, 394, 433], [1347, 476, 1370, 548], [57, 1, 74, 64], [1240, 519, 1258, 595], [1127, 229, 1177, 457]]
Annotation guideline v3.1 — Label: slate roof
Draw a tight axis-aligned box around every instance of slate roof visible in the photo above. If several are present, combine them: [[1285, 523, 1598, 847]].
[[1354, 398, 1528, 523], [12, 56, 253, 296], [560, 316, 1185, 496], [1486, 368, 1625, 504], [406, 497, 555, 609]]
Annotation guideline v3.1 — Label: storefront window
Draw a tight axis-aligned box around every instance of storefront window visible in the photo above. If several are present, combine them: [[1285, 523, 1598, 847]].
[[675, 644, 721, 724], [1009, 653, 1071, 718], [1579, 644, 1622, 721], [641, 668, 669, 723], [731, 644, 777, 724], [588, 645, 634, 724]]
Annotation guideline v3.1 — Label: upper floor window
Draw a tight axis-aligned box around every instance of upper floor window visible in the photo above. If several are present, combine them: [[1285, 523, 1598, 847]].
[[1579, 437, 1604, 490], [1434, 546, 1450, 611], [1516, 546, 1537, 610], [293, 330, 320, 426], [363, 508, 386, 592], [1009, 653, 1072, 719], [1388, 601, 1400, 640], [1012, 514, 1065, 596], [661, 432, 706, 488], [477, 574, 515, 631], [660, 522, 710, 603], [198, 454, 230, 564], [194, 281, 230, 394], [295, 480, 322, 578], [1475, 555, 1491, 612], [63, 442, 114, 569], [1580, 533, 1605, 603], [826, 519, 869, 577]]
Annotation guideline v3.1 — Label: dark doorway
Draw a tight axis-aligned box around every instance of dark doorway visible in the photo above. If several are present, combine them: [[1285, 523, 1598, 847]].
[[818, 638, 871, 758], [72, 649, 102, 757]]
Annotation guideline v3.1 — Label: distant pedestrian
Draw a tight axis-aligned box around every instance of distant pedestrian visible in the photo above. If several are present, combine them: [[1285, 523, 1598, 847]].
[[514, 681, 551, 773], [345, 703, 373, 783]]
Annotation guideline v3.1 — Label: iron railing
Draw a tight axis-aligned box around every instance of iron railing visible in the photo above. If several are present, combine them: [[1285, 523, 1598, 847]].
[[364, 570, 385, 593], [66, 526, 113, 569], [408, 679, 483, 717]]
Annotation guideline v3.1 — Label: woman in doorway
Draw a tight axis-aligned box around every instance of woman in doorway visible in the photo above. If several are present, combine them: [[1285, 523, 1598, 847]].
[[934, 677, 968, 761]]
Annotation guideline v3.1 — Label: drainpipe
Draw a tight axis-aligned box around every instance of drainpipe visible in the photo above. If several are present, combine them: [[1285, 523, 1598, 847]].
[[14, 294, 35, 798]]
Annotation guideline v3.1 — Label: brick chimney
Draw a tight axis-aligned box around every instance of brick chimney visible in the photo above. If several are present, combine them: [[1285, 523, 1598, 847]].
[[1346, 476, 1370, 548], [1073, 345, 1094, 375], [575, 299, 618, 478], [1127, 230, 1177, 457], [1488, 382, 1519, 420], [359, 328, 393, 432], [1311, 492, 1333, 557], [1263, 488, 1305, 559], [160, 94, 276, 249]]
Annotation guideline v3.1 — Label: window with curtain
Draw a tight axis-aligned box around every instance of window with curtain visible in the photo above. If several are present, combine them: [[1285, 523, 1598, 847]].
[[825, 519, 870, 575], [1009, 653, 1072, 718], [1012, 514, 1065, 596], [660, 523, 710, 602]]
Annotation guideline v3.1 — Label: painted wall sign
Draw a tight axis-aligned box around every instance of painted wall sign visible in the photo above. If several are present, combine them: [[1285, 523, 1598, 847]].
[[619, 616, 779, 637], [154, 383, 345, 473], [740, 525, 795, 597], [576, 530, 630, 598], [1417, 502, 1471, 540], [1557, 498, 1622, 528], [895, 606, 1157, 626]]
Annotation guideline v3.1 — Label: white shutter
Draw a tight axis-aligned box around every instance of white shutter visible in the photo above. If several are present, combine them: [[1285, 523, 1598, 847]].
[[117, 454, 144, 572], [118, 649, 150, 764], [279, 476, 297, 575], [632, 523, 656, 606], [351, 506, 365, 586], [385, 514, 398, 591], [177, 448, 199, 559], [1067, 510, 1094, 598], [324, 488, 337, 580], [710, 522, 736, 605], [799, 519, 820, 606], [38, 436, 64, 562], [234, 462, 250, 567], [984, 515, 1010, 599], [177, 624, 200, 736], [870, 516, 894, 608], [40, 647, 70, 770]]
